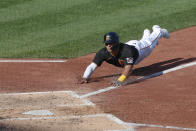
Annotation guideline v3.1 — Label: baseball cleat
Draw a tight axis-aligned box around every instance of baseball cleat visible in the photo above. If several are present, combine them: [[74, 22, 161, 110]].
[[161, 28, 170, 39], [144, 29, 150, 34], [152, 25, 161, 31]]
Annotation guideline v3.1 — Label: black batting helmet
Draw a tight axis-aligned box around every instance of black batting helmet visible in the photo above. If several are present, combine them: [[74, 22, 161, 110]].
[[103, 32, 120, 50]]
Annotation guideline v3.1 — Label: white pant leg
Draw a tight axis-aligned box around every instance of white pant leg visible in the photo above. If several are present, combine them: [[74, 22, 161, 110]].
[[141, 29, 151, 40], [126, 25, 163, 65]]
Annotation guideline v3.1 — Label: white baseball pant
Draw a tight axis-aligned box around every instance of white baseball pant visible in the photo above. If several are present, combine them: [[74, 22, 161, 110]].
[[125, 25, 163, 65]]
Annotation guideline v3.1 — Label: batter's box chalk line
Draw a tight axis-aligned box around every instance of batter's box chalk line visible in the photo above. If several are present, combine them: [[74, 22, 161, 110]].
[[0, 91, 134, 130], [2, 115, 196, 131], [0, 90, 94, 109]]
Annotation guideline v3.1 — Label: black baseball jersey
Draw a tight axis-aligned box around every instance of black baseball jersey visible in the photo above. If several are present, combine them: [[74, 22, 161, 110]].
[[93, 43, 138, 67]]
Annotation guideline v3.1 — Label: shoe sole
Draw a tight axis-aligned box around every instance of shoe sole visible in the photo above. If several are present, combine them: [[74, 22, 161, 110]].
[[161, 29, 170, 39]]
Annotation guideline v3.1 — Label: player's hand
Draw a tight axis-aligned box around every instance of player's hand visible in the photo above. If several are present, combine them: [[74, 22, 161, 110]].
[[78, 78, 89, 84], [111, 76, 125, 87], [111, 80, 124, 87]]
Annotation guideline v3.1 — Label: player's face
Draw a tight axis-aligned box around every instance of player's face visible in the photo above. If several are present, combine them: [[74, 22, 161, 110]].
[[105, 43, 114, 53]]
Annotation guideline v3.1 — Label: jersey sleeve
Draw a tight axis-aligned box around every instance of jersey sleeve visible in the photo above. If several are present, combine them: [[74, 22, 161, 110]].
[[93, 49, 105, 66]]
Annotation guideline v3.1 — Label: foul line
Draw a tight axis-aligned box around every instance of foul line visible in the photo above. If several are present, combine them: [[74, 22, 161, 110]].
[[80, 61, 196, 98], [127, 122, 196, 131], [0, 59, 67, 63]]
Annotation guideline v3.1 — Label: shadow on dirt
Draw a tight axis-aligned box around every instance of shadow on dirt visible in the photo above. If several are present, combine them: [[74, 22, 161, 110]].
[[89, 57, 196, 84], [132, 57, 196, 76], [123, 57, 196, 85], [89, 73, 121, 83]]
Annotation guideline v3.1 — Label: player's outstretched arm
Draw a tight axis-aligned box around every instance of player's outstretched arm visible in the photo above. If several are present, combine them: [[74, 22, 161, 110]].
[[121, 65, 133, 79], [79, 62, 98, 84]]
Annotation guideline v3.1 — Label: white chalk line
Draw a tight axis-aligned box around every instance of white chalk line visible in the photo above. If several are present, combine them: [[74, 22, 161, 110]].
[[0, 114, 133, 130], [0, 104, 94, 110], [0, 90, 73, 95], [0, 91, 133, 130], [0, 114, 110, 121], [66, 91, 95, 106], [1, 60, 196, 131], [0, 90, 94, 108], [1, 91, 196, 130], [127, 122, 196, 131], [80, 61, 196, 98], [1, 113, 195, 131], [80, 86, 117, 99], [0, 59, 67, 63]]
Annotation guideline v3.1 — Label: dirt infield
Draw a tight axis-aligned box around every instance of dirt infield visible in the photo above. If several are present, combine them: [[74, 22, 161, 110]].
[[0, 26, 196, 130], [0, 91, 131, 131]]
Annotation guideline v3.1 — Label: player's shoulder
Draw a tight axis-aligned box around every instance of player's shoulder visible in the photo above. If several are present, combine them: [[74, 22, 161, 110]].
[[97, 47, 107, 54], [119, 43, 133, 57], [96, 47, 108, 57], [119, 43, 132, 51]]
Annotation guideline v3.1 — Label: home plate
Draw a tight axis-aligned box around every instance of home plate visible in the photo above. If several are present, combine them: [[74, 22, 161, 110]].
[[22, 110, 54, 116]]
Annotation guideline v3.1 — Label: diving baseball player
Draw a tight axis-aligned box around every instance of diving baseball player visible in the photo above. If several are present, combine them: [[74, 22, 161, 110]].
[[80, 25, 170, 86]]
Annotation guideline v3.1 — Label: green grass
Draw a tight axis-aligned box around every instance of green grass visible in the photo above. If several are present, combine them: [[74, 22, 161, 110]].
[[0, 0, 196, 58]]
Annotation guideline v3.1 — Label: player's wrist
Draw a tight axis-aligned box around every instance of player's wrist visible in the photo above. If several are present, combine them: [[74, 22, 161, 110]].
[[118, 75, 126, 82], [82, 77, 88, 81]]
